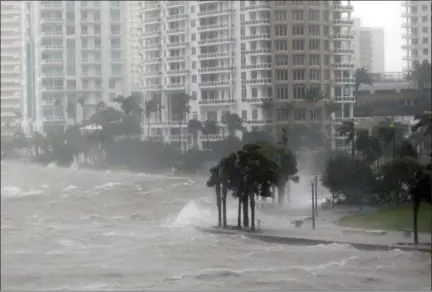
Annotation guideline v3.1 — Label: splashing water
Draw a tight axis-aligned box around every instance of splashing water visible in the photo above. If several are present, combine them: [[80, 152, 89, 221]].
[[171, 201, 213, 228]]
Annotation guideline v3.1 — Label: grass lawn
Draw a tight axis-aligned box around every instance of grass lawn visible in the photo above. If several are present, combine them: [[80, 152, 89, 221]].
[[338, 203, 432, 233]]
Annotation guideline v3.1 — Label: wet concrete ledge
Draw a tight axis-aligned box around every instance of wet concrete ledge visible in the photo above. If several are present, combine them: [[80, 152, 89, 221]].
[[195, 226, 432, 254]]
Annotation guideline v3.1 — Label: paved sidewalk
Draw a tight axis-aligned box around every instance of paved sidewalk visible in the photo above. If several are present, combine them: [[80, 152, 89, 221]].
[[202, 204, 432, 253]]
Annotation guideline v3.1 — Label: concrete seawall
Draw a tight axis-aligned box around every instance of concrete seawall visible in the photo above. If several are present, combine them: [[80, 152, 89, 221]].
[[195, 226, 432, 253]]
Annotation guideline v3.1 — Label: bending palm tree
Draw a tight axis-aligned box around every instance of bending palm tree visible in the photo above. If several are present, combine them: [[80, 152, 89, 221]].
[[407, 60, 431, 89], [222, 112, 243, 137], [201, 120, 218, 150], [171, 92, 191, 150], [187, 118, 202, 150]]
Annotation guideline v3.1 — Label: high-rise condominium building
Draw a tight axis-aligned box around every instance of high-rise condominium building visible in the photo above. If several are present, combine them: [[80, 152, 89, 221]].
[[126, 1, 142, 92], [139, 1, 355, 151], [353, 18, 385, 73], [22, 0, 129, 134], [401, 1, 431, 71], [1, 1, 24, 137]]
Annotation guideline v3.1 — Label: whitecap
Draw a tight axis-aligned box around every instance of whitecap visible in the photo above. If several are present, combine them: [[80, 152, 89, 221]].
[[93, 182, 121, 190], [62, 185, 77, 191]]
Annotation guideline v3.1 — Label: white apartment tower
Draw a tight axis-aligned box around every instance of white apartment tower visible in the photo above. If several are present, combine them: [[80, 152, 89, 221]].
[[23, 0, 129, 134], [139, 1, 355, 151], [126, 1, 142, 92], [1, 1, 24, 136], [353, 18, 385, 73], [401, 1, 431, 71]]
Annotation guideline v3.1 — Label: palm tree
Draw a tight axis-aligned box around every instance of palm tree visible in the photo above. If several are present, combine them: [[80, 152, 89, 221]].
[[54, 98, 64, 120], [407, 60, 431, 89], [222, 112, 243, 137], [144, 99, 159, 139], [112, 95, 143, 139], [338, 120, 356, 157], [375, 119, 405, 162], [201, 120, 218, 149], [206, 165, 222, 227], [171, 93, 191, 146], [260, 99, 275, 136], [77, 96, 86, 123], [187, 118, 202, 150], [354, 67, 373, 99], [66, 101, 77, 124]]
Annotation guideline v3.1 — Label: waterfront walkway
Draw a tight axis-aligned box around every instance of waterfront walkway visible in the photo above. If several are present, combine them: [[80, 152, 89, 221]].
[[196, 206, 432, 253]]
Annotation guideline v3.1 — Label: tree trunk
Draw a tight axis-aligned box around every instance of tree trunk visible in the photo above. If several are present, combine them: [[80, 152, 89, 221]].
[[147, 117, 151, 139], [271, 186, 276, 205], [243, 190, 249, 228], [413, 201, 419, 245], [250, 192, 256, 231], [216, 184, 221, 227], [222, 184, 228, 227], [277, 181, 286, 205], [237, 190, 242, 228]]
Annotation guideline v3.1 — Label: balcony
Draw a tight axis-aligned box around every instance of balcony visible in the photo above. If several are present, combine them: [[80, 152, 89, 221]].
[[198, 37, 235, 45], [198, 8, 235, 17], [141, 30, 161, 37], [332, 33, 354, 40], [199, 99, 236, 106], [167, 42, 187, 48], [198, 24, 230, 32], [333, 77, 355, 83], [242, 34, 271, 41], [332, 19, 354, 26], [241, 3, 271, 11], [41, 18, 63, 23], [199, 81, 231, 88], [241, 97, 271, 105], [41, 3, 63, 9], [141, 16, 161, 24], [80, 17, 101, 24], [242, 64, 271, 70], [244, 48, 271, 55], [199, 66, 234, 73], [167, 69, 188, 75], [332, 63, 355, 69], [166, 83, 185, 89], [167, 28, 184, 35], [141, 3, 160, 10], [334, 96, 355, 102], [42, 45, 64, 51], [41, 59, 64, 66], [200, 134, 226, 141], [166, 55, 183, 62], [199, 52, 230, 60], [40, 31, 63, 38], [244, 119, 271, 125], [246, 78, 271, 85], [332, 48, 354, 54], [331, 4, 354, 12], [242, 19, 271, 26], [166, 14, 187, 21]]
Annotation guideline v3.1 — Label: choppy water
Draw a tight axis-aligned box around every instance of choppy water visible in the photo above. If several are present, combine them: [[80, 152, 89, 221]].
[[1, 161, 431, 291]]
